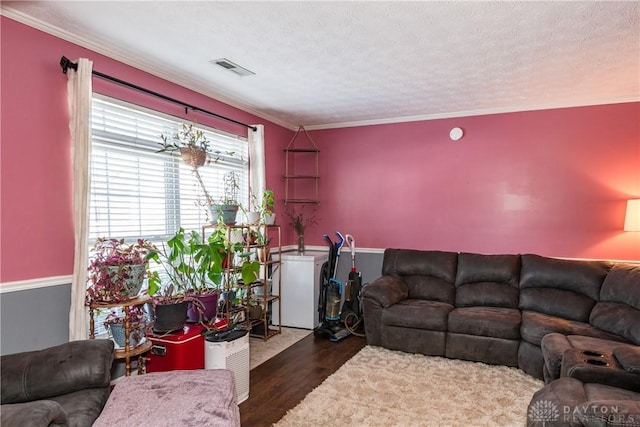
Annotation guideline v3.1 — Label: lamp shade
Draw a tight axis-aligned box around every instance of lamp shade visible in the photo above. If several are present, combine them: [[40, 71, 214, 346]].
[[624, 199, 640, 232]]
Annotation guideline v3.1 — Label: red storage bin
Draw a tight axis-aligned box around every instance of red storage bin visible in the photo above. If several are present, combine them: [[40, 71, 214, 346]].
[[146, 324, 205, 372]]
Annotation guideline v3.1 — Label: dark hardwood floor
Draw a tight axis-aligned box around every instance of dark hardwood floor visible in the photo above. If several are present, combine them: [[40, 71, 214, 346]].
[[240, 332, 367, 426]]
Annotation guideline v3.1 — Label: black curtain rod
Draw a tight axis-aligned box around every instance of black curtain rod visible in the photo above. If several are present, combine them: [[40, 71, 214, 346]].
[[59, 56, 257, 132]]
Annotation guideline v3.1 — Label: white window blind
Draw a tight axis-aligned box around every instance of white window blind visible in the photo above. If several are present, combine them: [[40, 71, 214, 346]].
[[89, 94, 249, 241]]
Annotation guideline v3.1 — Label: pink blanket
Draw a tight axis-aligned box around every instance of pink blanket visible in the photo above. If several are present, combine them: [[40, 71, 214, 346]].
[[93, 369, 240, 427]]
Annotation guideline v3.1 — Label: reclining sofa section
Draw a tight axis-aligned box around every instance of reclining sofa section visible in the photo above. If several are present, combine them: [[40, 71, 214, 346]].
[[362, 249, 640, 380]]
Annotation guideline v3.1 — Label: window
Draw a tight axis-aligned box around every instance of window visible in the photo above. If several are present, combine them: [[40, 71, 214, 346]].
[[88, 94, 250, 335], [89, 94, 249, 241]]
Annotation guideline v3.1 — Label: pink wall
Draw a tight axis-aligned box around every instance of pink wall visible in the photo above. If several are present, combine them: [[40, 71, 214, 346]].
[[2, 17, 638, 285], [307, 104, 640, 260], [0, 17, 292, 283]]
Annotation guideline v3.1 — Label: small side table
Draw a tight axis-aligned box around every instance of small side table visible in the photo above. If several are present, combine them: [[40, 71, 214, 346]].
[[88, 296, 153, 376]]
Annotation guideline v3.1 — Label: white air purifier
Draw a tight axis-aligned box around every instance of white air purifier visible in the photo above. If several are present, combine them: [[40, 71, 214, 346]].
[[204, 332, 250, 403]]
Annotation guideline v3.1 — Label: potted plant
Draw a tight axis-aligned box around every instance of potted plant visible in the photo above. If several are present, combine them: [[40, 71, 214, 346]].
[[241, 194, 261, 225], [147, 228, 225, 324], [209, 171, 242, 225], [85, 237, 156, 304], [158, 123, 212, 169], [102, 305, 148, 348], [262, 189, 276, 225]]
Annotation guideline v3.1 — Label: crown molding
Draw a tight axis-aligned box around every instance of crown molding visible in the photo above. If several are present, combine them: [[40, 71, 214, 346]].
[[305, 97, 640, 130]]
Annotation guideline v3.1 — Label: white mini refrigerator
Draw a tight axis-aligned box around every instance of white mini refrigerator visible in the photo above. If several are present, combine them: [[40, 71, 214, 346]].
[[272, 251, 328, 329], [204, 331, 250, 403]]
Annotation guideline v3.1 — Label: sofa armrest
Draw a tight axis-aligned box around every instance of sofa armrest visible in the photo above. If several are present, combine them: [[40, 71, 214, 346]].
[[1, 400, 69, 427], [363, 275, 409, 308], [1, 340, 114, 404]]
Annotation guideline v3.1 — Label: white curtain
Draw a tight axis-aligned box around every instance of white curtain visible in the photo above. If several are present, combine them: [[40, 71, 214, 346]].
[[248, 124, 266, 206], [67, 58, 93, 341]]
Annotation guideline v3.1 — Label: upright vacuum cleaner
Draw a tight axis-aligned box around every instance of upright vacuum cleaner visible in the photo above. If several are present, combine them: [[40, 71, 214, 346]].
[[314, 233, 351, 342], [340, 234, 365, 336]]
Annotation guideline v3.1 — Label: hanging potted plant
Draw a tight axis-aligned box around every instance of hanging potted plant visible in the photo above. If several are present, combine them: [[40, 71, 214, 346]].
[[85, 237, 156, 304], [102, 305, 148, 348], [158, 123, 213, 169]]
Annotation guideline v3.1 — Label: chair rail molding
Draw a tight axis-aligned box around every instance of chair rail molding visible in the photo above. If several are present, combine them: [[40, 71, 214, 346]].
[[0, 275, 72, 293]]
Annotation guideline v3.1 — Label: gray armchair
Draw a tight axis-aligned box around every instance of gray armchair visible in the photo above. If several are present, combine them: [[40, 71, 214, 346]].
[[1, 339, 114, 427]]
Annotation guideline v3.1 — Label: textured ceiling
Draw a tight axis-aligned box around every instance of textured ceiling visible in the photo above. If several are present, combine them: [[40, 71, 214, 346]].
[[3, 1, 639, 130]]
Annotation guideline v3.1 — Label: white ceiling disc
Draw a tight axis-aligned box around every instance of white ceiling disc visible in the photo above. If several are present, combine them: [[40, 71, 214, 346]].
[[450, 127, 464, 141]]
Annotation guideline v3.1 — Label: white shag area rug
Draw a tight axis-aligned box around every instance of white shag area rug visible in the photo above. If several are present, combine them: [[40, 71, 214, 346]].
[[276, 345, 543, 427], [250, 327, 311, 369]]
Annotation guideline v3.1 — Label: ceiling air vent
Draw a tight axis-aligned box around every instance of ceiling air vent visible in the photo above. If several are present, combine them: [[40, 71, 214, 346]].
[[210, 58, 255, 77]]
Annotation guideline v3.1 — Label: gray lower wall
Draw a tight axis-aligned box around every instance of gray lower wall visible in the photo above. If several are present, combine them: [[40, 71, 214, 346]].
[[1, 283, 71, 355], [334, 251, 384, 288], [0, 251, 385, 356]]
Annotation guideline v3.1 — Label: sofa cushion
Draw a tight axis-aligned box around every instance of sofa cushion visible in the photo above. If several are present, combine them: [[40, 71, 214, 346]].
[[520, 288, 596, 323], [382, 249, 457, 304], [590, 302, 640, 346], [454, 253, 520, 309], [448, 307, 521, 340], [590, 263, 640, 345], [519, 254, 611, 322], [614, 346, 640, 374], [382, 299, 453, 331], [520, 254, 611, 300], [0, 400, 68, 427], [49, 388, 111, 427], [520, 311, 621, 346], [1, 340, 114, 404]]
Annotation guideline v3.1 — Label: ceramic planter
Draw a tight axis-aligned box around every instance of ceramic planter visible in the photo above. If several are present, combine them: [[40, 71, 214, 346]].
[[246, 211, 260, 225], [209, 204, 239, 225], [186, 292, 219, 323], [104, 263, 146, 299], [108, 323, 145, 348], [264, 212, 276, 225]]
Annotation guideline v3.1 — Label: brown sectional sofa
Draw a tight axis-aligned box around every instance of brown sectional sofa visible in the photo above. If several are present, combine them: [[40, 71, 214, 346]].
[[362, 249, 640, 426]]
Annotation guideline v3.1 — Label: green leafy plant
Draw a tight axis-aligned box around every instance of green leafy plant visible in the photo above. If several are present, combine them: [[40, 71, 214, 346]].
[[256, 229, 272, 246], [240, 258, 260, 287], [262, 189, 275, 216], [147, 228, 225, 298]]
